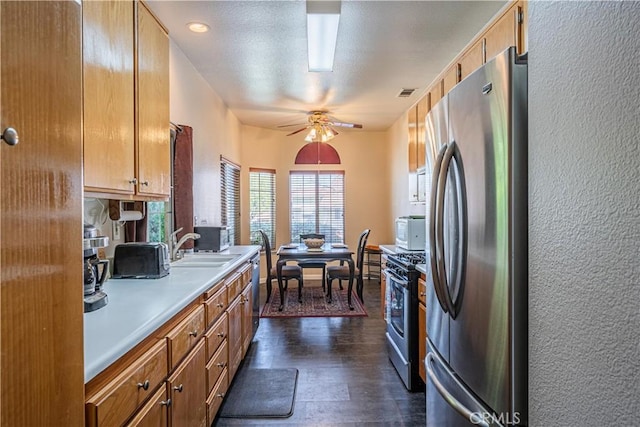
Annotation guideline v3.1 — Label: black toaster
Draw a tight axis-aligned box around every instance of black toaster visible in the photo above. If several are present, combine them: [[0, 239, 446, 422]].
[[112, 242, 170, 279]]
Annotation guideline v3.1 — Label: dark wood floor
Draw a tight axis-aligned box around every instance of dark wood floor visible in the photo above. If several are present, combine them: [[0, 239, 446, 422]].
[[214, 278, 426, 426]]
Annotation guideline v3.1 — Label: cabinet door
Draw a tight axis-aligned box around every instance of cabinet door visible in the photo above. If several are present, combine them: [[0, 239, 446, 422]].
[[407, 104, 418, 173], [124, 386, 169, 427], [459, 39, 485, 81], [168, 339, 207, 427], [83, 0, 136, 194], [442, 63, 460, 96], [416, 95, 429, 171], [136, 1, 170, 197], [241, 283, 253, 356], [418, 302, 426, 384], [429, 82, 443, 110], [380, 255, 388, 319], [1, 2, 85, 425], [227, 297, 243, 379], [484, 2, 525, 61]]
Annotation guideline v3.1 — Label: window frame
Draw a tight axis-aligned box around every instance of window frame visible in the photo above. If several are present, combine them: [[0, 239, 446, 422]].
[[249, 167, 276, 250], [289, 170, 345, 244], [221, 156, 241, 245]]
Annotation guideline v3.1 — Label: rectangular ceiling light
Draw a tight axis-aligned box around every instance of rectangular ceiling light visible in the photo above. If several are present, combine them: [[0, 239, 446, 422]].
[[307, 1, 341, 72]]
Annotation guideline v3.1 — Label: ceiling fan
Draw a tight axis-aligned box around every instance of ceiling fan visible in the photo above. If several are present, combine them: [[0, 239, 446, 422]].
[[278, 111, 363, 143]]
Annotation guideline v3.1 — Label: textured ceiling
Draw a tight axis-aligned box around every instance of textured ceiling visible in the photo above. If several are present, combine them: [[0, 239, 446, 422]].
[[147, 0, 507, 131]]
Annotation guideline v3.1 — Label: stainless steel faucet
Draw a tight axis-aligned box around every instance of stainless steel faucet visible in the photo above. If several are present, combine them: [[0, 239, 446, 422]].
[[169, 227, 201, 261]]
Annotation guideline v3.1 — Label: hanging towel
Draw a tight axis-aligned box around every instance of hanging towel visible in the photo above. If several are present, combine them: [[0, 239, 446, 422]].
[[173, 124, 195, 249]]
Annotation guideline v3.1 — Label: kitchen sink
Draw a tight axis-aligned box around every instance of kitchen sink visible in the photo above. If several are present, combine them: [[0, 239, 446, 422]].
[[170, 253, 240, 268]]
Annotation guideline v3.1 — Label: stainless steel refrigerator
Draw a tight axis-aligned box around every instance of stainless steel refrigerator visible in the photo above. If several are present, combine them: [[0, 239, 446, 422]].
[[424, 47, 528, 426]]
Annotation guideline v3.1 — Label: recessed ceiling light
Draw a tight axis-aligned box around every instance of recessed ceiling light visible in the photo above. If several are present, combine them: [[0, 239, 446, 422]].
[[187, 22, 210, 33]]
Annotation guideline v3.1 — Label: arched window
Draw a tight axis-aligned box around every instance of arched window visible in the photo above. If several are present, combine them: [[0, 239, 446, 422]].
[[294, 142, 341, 164]]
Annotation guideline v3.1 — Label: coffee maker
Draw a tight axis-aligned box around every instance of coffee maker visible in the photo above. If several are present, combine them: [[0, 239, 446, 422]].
[[84, 223, 110, 312]]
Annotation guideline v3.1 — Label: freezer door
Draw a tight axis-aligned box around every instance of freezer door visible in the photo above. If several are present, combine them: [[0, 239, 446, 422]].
[[446, 47, 527, 418], [425, 95, 449, 361]]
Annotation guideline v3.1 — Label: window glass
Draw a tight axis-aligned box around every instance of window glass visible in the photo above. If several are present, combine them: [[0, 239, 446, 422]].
[[249, 168, 276, 249], [221, 157, 241, 245]]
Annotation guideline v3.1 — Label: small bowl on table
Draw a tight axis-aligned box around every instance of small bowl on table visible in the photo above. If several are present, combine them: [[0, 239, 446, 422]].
[[303, 238, 325, 249]]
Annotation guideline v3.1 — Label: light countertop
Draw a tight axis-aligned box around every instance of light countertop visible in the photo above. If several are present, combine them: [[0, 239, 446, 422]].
[[84, 245, 260, 383]]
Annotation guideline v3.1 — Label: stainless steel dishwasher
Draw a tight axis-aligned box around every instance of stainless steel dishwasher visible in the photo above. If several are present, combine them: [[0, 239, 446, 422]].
[[250, 252, 261, 337]]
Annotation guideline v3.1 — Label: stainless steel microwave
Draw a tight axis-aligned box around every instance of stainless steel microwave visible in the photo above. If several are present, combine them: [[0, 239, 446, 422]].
[[193, 226, 230, 252], [395, 216, 426, 250]]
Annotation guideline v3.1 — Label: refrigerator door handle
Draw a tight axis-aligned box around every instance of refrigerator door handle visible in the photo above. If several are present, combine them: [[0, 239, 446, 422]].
[[426, 352, 491, 427], [435, 141, 459, 316], [429, 144, 449, 313]]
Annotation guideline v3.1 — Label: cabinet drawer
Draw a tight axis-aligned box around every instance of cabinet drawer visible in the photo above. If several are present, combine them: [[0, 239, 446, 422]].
[[240, 263, 252, 286], [206, 369, 229, 426], [203, 279, 225, 300], [166, 304, 205, 370], [206, 340, 228, 395], [225, 272, 243, 302], [124, 385, 169, 427], [418, 277, 427, 305], [205, 312, 228, 360], [85, 340, 168, 427], [205, 285, 228, 328]]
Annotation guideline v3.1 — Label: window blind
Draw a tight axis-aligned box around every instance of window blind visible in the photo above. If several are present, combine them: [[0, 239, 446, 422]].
[[249, 168, 276, 249], [289, 170, 344, 243], [221, 157, 241, 245]]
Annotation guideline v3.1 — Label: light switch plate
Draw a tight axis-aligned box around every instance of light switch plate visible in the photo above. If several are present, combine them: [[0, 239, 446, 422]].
[[112, 221, 121, 240]]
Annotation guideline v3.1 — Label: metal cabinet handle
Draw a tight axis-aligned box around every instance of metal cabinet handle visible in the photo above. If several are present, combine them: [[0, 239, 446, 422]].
[[217, 332, 226, 338], [189, 330, 198, 337], [140, 180, 149, 186], [160, 398, 171, 407], [1, 127, 19, 146], [217, 303, 224, 308], [216, 362, 226, 368], [137, 380, 150, 390], [128, 178, 138, 185], [216, 393, 225, 399], [420, 292, 426, 297], [173, 384, 183, 392]]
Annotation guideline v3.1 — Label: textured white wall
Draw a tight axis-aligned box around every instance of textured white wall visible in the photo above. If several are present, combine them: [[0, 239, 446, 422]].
[[529, 2, 640, 424]]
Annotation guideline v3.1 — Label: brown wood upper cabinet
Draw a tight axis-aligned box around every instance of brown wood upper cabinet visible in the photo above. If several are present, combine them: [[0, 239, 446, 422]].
[[83, 0, 170, 200], [442, 63, 461, 96], [484, 1, 526, 62]]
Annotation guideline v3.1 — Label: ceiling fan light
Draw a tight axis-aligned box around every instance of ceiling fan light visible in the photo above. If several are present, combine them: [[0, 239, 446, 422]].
[[305, 127, 318, 142], [306, 2, 341, 72]]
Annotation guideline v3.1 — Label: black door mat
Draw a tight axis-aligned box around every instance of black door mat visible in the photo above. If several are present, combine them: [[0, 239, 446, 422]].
[[218, 368, 298, 419]]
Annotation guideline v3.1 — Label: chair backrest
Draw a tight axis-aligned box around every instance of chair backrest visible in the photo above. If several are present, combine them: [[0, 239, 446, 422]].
[[258, 230, 272, 271], [355, 229, 371, 277], [299, 233, 325, 242]]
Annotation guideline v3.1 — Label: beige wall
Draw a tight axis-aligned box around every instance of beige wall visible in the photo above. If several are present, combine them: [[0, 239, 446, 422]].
[[169, 39, 243, 226], [240, 125, 393, 249], [168, 39, 423, 252]]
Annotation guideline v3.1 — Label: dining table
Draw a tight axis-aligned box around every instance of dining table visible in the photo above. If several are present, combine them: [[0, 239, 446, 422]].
[[275, 243, 355, 311]]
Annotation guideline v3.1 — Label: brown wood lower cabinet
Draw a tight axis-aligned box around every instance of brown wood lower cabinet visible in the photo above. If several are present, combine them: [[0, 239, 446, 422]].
[[418, 276, 427, 383], [84, 256, 258, 427], [167, 339, 207, 427]]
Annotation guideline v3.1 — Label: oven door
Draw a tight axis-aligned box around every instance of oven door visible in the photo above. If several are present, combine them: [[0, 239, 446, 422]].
[[386, 271, 410, 359]]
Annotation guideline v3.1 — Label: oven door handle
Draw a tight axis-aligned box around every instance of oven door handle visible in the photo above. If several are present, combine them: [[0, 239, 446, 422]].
[[388, 272, 409, 289], [429, 144, 449, 313]]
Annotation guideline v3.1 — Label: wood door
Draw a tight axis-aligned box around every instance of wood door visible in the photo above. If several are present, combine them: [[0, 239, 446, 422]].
[[136, 1, 170, 198], [83, 0, 136, 194], [0, 1, 84, 425], [416, 95, 429, 171], [442, 63, 460, 96], [168, 339, 207, 427], [241, 283, 253, 356], [484, 2, 522, 62], [459, 39, 485, 81], [227, 297, 243, 379], [124, 386, 169, 427]]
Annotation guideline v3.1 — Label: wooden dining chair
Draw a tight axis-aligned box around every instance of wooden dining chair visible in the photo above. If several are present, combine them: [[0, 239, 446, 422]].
[[326, 229, 370, 303], [299, 233, 327, 292], [259, 230, 304, 303]]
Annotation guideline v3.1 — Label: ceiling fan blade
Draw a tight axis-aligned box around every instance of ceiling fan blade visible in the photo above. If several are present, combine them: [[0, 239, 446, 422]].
[[328, 121, 363, 129], [277, 122, 307, 128], [286, 126, 309, 136]]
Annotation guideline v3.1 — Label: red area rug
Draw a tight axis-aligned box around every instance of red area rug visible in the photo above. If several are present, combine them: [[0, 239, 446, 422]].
[[260, 286, 367, 318]]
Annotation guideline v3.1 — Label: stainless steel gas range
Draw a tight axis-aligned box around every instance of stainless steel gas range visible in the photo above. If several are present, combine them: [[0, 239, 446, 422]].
[[384, 251, 426, 391]]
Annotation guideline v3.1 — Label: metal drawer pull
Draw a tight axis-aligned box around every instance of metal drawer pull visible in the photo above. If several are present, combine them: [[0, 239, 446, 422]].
[[140, 181, 149, 186], [1, 127, 19, 146], [216, 362, 226, 368], [137, 380, 150, 390], [217, 303, 224, 308], [189, 330, 198, 337], [216, 393, 225, 399], [160, 399, 172, 407], [217, 332, 226, 338], [173, 384, 183, 392], [128, 178, 137, 185]]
